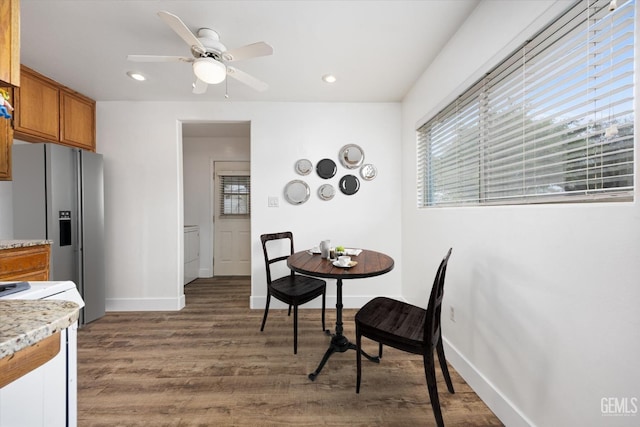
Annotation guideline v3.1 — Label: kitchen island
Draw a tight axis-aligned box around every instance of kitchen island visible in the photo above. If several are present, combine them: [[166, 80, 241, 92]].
[[0, 298, 80, 360], [0, 293, 81, 426]]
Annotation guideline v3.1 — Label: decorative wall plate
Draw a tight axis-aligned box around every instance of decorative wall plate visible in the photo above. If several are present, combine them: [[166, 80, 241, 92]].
[[339, 174, 360, 195], [360, 164, 377, 181], [318, 184, 336, 201], [339, 144, 365, 169], [316, 158, 337, 179], [295, 159, 313, 176], [284, 180, 310, 205]]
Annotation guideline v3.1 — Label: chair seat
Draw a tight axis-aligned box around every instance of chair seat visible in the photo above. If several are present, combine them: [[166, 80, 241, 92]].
[[356, 296, 427, 353], [270, 274, 326, 305]]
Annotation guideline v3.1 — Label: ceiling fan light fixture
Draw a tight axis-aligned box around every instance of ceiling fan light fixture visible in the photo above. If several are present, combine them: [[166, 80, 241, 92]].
[[193, 58, 226, 84]]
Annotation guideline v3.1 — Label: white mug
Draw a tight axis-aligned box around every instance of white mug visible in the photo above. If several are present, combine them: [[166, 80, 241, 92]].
[[338, 255, 351, 266]]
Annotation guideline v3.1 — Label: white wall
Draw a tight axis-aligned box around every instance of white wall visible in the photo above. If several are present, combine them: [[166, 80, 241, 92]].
[[97, 101, 402, 312], [183, 135, 250, 277], [401, 1, 640, 427]]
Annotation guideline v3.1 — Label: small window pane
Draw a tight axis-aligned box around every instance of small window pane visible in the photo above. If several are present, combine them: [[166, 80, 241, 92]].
[[220, 176, 250, 216]]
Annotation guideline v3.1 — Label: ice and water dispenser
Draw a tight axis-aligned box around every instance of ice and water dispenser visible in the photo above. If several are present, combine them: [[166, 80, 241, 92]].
[[59, 210, 72, 246]]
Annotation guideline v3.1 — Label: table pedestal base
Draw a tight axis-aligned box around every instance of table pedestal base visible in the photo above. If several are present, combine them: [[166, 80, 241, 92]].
[[308, 333, 379, 381]]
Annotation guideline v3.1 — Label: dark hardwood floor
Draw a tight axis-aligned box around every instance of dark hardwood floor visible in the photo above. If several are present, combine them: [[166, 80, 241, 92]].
[[77, 277, 503, 426]]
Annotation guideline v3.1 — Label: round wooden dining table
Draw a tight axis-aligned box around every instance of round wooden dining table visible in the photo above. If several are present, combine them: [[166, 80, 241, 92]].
[[287, 249, 394, 380]]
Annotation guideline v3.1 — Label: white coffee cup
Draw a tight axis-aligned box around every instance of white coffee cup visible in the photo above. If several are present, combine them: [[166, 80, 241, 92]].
[[338, 255, 351, 266]]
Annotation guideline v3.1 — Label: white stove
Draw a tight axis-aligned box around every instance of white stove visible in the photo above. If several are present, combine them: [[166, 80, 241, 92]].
[[0, 281, 84, 427], [0, 280, 84, 305]]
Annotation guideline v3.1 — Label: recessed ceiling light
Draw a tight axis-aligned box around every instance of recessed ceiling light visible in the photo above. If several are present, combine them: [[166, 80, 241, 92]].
[[322, 74, 337, 83], [127, 71, 146, 81]]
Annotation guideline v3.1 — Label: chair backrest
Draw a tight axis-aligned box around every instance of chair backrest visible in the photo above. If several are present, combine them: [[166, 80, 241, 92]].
[[260, 232, 295, 285], [424, 248, 453, 348]]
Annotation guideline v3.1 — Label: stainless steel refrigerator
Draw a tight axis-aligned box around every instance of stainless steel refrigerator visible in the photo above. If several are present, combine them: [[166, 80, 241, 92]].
[[12, 142, 105, 325]]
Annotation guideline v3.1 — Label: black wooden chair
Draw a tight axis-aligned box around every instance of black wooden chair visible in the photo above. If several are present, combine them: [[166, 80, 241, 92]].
[[260, 232, 326, 354], [355, 248, 454, 427]]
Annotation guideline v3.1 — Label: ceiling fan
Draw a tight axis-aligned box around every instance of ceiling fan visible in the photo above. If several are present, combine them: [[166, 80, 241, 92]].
[[128, 11, 273, 94]]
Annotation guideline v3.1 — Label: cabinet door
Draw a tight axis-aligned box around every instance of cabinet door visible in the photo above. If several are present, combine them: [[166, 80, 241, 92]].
[[14, 67, 60, 142], [0, 0, 20, 87], [0, 99, 11, 180], [60, 89, 95, 151]]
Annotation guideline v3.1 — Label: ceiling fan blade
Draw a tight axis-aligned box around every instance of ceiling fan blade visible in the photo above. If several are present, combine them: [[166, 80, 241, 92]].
[[222, 42, 274, 62], [127, 55, 193, 63], [157, 10, 205, 54], [192, 78, 208, 94], [227, 66, 269, 92]]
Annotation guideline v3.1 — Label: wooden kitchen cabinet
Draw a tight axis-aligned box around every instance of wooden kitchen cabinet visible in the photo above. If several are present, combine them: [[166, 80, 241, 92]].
[[0, 244, 51, 281], [13, 67, 59, 142], [0, 88, 12, 180], [0, 0, 19, 181], [60, 88, 96, 150], [13, 65, 96, 151], [0, 0, 20, 87]]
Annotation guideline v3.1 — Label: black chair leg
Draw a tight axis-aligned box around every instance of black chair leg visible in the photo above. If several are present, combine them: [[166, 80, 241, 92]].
[[260, 294, 271, 331], [436, 336, 454, 394], [424, 354, 444, 427], [288, 304, 292, 316], [378, 342, 383, 358], [321, 289, 326, 331], [293, 304, 298, 354], [355, 327, 362, 393]]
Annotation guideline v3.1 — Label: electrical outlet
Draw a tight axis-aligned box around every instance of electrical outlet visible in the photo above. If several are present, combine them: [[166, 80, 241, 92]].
[[449, 306, 455, 322], [268, 196, 279, 207]]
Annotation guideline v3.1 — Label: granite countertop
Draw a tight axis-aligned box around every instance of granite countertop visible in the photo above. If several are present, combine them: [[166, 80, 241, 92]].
[[0, 300, 80, 359], [0, 239, 53, 250]]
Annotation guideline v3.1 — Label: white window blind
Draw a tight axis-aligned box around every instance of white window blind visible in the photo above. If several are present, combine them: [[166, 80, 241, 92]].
[[418, 0, 635, 207], [220, 175, 250, 216]]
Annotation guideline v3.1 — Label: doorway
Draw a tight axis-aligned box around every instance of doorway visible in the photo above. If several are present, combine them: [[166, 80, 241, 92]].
[[182, 122, 251, 282]]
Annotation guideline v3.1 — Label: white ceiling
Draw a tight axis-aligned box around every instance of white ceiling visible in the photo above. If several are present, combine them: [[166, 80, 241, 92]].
[[19, 0, 480, 103]]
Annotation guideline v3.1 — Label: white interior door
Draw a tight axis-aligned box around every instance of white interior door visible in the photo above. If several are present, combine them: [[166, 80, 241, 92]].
[[213, 161, 251, 276]]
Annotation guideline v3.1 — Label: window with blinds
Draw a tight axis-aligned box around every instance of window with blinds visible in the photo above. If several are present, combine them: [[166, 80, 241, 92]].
[[220, 175, 250, 216], [417, 0, 635, 207]]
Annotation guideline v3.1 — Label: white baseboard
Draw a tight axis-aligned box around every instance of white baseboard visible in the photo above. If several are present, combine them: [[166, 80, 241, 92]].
[[106, 295, 185, 312], [442, 337, 534, 427]]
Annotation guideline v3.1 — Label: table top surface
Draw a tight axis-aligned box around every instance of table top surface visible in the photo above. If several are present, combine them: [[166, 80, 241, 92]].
[[287, 249, 394, 280]]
